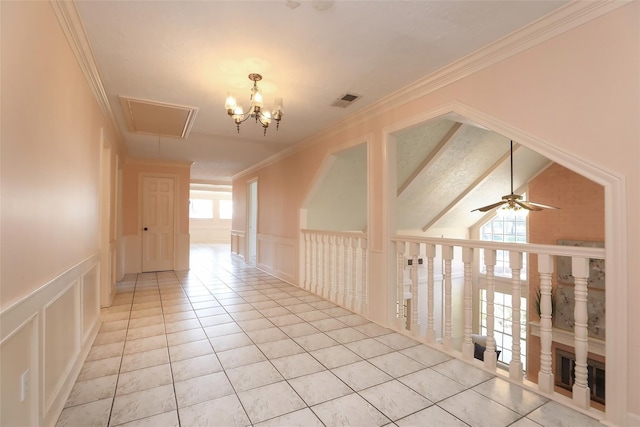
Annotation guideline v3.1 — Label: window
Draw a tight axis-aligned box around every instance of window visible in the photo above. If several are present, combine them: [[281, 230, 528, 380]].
[[479, 209, 527, 278], [219, 200, 232, 219], [189, 199, 214, 219], [478, 205, 528, 368], [480, 290, 527, 367]]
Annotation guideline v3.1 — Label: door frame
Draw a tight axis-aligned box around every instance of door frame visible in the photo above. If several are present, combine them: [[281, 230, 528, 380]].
[[139, 173, 179, 272]]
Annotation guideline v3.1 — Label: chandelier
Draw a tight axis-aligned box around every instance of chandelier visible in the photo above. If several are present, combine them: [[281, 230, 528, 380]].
[[224, 73, 283, 135]]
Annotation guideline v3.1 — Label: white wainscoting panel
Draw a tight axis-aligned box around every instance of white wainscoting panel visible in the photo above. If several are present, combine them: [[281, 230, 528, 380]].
[[0, 253, 101, 427], [257, 234, 297, 284], [231, 230, 246, 260]]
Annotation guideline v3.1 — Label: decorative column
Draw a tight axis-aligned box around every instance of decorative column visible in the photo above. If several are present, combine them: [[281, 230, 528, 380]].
[[509, 250, 523, 381], [462, 247, 474, 360], [425, 244, 436, 343], [483, 249, 497, 371], [537, 254, 554, 393], [572, 257, 591, 408], [328, 234, 336, 302], [442, 245, 453, 350]]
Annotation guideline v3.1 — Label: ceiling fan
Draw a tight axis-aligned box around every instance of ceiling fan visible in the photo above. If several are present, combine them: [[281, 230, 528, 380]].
[[472, 140, 560, 213]]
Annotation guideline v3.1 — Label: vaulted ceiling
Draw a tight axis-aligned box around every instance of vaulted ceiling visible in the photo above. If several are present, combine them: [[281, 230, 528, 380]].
[[72, 0, 569, 183], [305, 117, 552, 233]]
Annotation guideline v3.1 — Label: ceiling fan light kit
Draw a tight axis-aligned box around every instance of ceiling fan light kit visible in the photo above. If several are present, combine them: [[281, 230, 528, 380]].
[[472, 140, 560, 214], [225, 73, 283, 136]]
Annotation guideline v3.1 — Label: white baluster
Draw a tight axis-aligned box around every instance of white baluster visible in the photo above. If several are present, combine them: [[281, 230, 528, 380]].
[[342, 236, 350, 307], [323, 234, 330, 299], [410, 242, 420, 337], [572, 257, 591, 408], [425, 244, 436, 343], [304, 232, 310, 290], [360, 237, 368, 316], [484, 249, 497, 371], [328, 234, 336, 302], [538, 254, 554, 393], [309, 233, 316, 293], [336, 235, 343, 304], [462, 247, 474, 360], [509, 250, 523, 381], [442, 245, 453, 350], [351, 237, 358, 311], [314, 233, 321, 295], [396, 241, 406, 329]]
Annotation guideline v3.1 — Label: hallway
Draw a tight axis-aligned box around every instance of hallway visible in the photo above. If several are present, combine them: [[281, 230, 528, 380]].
[[56, 244, 602, 426]]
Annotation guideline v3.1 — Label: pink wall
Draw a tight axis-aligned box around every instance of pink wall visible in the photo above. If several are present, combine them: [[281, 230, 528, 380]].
[[1, 1, 121, 310]]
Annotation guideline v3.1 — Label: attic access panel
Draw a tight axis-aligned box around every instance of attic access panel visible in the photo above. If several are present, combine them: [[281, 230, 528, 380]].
[[119, 96, 198, 139]]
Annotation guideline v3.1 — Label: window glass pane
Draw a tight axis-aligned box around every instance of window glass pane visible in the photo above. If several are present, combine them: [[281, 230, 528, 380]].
[[479, 210, 527, 279], [478, 290, 527, 369], [219, 200, 233, 219], [189, 199, 214, 219]]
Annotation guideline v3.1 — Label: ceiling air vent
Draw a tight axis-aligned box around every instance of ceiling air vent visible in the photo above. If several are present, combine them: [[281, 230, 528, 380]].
[[331, 93, 361, 108], [119, 96, 198, 139]]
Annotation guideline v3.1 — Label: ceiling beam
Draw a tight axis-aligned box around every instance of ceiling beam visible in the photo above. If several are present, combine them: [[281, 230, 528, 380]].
[[397, 122, 463, 197], [421, 143, 522, 232]]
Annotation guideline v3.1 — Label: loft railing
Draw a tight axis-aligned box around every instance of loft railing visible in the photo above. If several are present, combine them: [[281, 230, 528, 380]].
[[300, 229, 368, 316], [391, 235, 605, 412], [298, 230, 606, 413]]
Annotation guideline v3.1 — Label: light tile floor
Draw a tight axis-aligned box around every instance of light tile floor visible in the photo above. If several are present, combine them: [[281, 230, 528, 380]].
[[56, 245, 603, 427]]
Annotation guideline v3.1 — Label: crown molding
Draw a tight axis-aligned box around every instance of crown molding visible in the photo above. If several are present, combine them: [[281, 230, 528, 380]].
[[233, 0, 629, 182], [49, 0, 125, 152]]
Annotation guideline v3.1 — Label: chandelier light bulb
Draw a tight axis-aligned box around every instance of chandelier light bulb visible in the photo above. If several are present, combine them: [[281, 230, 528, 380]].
[[225, 93, 237, 111]]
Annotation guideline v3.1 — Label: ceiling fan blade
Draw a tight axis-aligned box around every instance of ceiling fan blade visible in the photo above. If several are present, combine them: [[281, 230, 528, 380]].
[[471, 200, 507, 212], [522, 200, 560, 210], [516, 200, 543, 211]]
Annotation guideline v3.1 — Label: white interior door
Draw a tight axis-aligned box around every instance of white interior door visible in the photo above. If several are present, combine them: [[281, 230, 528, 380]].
[[142, 176, 175, 272], [248, 180, 258, 264]]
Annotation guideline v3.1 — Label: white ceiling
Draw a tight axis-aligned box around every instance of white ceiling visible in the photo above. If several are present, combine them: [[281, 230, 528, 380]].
[[74, 0, 568, 183]]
